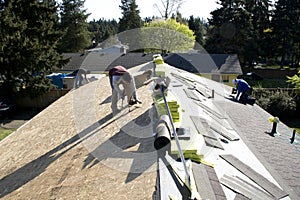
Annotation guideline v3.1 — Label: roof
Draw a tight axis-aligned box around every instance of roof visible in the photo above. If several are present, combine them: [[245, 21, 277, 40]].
[[107, 53, 155, 71], [1, 61, 299, 199], [62, 52, 155, 72], [164, 53, 243, 74], [62, 52, 89, 70]]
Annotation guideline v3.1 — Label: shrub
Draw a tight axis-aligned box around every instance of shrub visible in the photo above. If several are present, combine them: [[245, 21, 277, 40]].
[[254, 90, 297, 119]]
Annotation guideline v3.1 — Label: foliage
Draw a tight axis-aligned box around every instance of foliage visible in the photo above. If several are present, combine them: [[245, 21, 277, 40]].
[[188, 16, 206, 46], [142, 18, 195, 53], [272, 0, 300, 68], [254, 90, 297, 118], [0, 128, 15, 141], [119, 0, 142, 32], [58, 0, 92, 53], [0, 0, 66, 97], [118, 0, 142, 48], [287, 70, 300, 89], [205, 0, 272, 66], [88, 19, 118, 46]]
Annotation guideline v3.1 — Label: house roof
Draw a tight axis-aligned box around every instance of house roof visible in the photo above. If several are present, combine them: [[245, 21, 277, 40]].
[[1, 61, 299, 199], [107, 53, 155, 71], [62, 52, 155, 72], [62, 52, 89, 70], [164, 53, 243, 74]]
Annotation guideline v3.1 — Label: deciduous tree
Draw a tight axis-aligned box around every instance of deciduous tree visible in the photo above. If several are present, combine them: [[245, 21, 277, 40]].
[[142, 18, 195, 53], [154, 0, 184, 19]]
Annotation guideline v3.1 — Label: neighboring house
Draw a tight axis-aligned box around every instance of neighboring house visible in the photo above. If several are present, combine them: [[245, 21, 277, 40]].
[[107, 53, 155, 71], [164, 53, 243, 85], [62, 52, 89, 71], [62, 50, 242, 87], [88, 44, 127, 54]]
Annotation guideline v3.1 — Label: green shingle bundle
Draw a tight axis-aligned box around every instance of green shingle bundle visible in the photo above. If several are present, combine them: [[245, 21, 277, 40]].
[[154, 99, 180, 122], [153, 54, 164, 65]]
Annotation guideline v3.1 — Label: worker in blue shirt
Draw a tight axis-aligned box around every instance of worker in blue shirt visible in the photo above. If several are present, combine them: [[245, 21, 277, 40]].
[[232, 78, 252, 103]]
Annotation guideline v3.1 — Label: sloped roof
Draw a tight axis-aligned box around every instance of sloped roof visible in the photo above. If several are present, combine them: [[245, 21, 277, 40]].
[[80, 51, 124, 71], [62, 52, 89, 70], [0, 63, 299, 199], [164, 53, 243, 74], [62, 52, 155, 72], [107, 53, 155, 71]]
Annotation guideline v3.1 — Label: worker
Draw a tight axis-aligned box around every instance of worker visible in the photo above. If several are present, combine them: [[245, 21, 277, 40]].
[[108, 66, 141, 114], [74, 68, 90, 88], [232, 78, 252, 103]]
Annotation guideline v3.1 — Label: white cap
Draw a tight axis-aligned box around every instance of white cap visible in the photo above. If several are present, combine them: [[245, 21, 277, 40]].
[[232, 79, 237, 85]]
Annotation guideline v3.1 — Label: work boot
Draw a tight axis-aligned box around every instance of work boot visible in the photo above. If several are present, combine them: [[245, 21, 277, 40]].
[[135, 98, 142, 104], [129, 98, 142, 105]]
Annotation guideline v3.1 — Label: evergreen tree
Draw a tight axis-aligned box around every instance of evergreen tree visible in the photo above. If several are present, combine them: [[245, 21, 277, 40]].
[[188, 16, 206, 46], [118, 0, 142, 32], [0, 0, 65, 97], [58, 0, 91, 53], [205, 0, 269, 66], [170, 11, 187, 24], [88, 19, 118, 46], [118, 0, 142, 49], [244, 0, 272, 65], [272, 0, 300, 67]]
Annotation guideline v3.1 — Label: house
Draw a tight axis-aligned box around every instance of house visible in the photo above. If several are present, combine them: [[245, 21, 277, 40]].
[[164, 53, 243, 85], [62, 52, 89, 71], [0, 59, 299, 199]]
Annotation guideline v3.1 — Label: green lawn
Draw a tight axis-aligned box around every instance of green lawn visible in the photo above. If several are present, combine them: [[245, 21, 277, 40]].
[[248, 79, 294, 88], [0, 128, 15, 141]]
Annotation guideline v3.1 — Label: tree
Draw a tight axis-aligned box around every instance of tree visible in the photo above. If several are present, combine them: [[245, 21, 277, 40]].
[[58, 0, 91, 53], [0, 0, 66, 97], [188, 16, 206, 46], [118, 0, 142, 32], [205, 0, 270, 66], [142, 18, 195, 53], [88, 19, 118, 46], [272, 0, 300, 67], [118, 0, 142, 49], [154, 0, 184, 19], [206, 0, 248, 52], [244, 0, 272, 64]]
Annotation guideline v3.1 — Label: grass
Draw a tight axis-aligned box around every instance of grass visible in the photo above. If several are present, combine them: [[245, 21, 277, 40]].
[[0, 128, 15, 141], [248, 79, 293, 88]]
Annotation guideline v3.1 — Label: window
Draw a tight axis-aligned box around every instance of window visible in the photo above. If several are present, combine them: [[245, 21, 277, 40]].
[[221, 75, 230, 83]]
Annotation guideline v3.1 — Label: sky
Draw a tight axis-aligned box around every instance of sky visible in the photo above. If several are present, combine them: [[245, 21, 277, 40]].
[[83, 0, 221, 22]]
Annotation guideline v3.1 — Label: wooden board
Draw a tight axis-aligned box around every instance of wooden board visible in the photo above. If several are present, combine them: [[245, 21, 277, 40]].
[[220, 175, 274, 200], [220, 154, 288, 199], [183, 89, 202, 101]]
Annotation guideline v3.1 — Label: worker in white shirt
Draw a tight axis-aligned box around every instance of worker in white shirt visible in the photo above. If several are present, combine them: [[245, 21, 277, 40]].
[[108, 66, 141, 114]]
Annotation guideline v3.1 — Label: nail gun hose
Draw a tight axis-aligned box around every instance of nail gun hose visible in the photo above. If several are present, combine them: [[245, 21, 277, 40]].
[[160, 85, 191, 188]]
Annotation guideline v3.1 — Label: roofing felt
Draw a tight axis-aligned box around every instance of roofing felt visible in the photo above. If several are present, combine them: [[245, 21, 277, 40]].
[[164, 53, 243, 74], [0, 61, 299, 199]]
